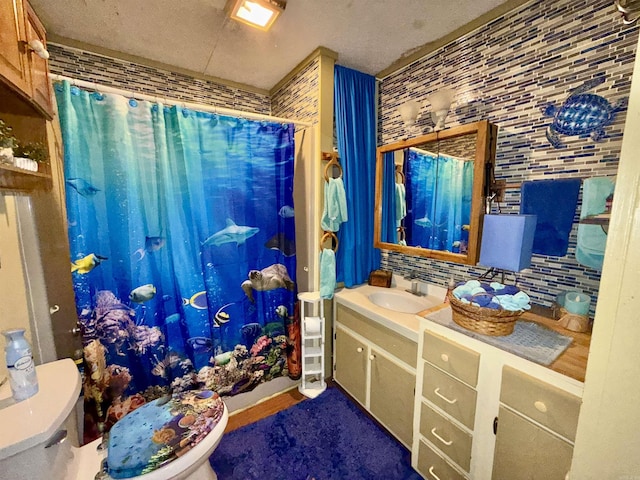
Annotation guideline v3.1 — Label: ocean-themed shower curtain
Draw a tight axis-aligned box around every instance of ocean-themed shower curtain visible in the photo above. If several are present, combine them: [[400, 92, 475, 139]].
[[55, 81, 299, 441], [405, 148, 473, 253]]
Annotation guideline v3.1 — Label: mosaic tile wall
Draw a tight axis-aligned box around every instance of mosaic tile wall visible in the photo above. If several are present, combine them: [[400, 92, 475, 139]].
[[271, 58, 321, 125], [378, 0, 639, 314], [48, 44, 271, 114]]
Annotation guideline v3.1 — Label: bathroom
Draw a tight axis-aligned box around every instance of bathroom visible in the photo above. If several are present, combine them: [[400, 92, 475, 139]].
[[1, 0, 640, 478]]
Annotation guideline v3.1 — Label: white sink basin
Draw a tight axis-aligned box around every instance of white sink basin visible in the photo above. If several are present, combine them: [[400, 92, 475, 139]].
[[368, 290, 438, 314]]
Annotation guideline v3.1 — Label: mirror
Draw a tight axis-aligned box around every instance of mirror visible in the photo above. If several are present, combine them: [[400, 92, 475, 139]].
[[374, 120, 497, 265]]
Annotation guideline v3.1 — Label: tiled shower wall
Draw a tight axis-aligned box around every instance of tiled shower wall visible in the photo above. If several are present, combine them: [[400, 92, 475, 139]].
[[48, 43, 323, 126], [47, 44, 271, 113], [271, 58, 321, 124], [378, 0, 638, 313]]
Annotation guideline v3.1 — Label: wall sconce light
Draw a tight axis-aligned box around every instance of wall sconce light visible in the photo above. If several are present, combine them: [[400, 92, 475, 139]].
[[397, 100, 422, 135], [226, 0, 286, 31], [427, 88, 456, 131]]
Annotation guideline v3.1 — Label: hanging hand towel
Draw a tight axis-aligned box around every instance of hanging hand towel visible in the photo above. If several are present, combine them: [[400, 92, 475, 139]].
[[576, 177, 615, 270], [319, 248, 336, 299], [520, 178, 581, 256], [321, 177, 348, 232], [395, 182, 406, 227]]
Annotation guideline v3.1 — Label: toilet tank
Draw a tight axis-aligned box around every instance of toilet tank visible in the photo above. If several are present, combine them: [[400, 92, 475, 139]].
[[0, 359, 82, 480]]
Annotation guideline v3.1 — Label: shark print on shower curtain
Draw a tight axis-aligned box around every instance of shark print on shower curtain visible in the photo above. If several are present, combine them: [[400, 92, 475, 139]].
[[55, 81, 298, 442]]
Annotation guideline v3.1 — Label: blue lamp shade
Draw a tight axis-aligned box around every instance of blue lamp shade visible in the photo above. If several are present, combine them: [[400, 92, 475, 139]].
[[479, 214, 537, 272]]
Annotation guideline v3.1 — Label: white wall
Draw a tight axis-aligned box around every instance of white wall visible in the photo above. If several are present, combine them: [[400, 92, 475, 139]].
[[571, 31, 640, 480], [0, 196, 32, 378]]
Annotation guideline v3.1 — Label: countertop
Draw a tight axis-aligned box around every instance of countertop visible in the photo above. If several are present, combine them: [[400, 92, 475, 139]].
[[334, 280, 447, 342], [334, 280, 591, 384]]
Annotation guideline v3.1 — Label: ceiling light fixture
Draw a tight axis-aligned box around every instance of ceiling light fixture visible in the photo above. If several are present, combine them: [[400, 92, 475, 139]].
[[226, 0, 286, 31]]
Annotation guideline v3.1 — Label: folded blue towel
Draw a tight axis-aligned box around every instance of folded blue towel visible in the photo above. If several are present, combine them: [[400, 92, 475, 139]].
[[321, 177, 348, 232], [319, 248, 336, 299], [395, 183, 406, 227], [520, 178, 581, 256], [576, 177, 615, 270]]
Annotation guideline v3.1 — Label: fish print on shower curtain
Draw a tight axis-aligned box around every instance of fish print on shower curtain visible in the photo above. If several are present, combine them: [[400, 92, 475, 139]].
[[404, 148, 473, 253], [55, 81, 299, 441]]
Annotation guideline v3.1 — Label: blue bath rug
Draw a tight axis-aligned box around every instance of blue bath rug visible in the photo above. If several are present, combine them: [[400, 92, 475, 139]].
[[209, 386, 422, 480]]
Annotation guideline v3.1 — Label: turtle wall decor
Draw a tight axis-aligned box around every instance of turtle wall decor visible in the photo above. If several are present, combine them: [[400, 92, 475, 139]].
[[541, 76, 627, 148]]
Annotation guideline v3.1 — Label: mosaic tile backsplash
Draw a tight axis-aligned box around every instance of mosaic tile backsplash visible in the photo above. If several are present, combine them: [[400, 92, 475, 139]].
[[379, 0, 638, 315]]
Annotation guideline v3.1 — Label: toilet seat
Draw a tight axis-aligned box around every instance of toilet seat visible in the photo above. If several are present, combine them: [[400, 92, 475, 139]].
[[103, 389, 227, 480]]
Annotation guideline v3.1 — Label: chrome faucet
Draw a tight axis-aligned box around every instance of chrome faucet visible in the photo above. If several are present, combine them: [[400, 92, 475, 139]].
[[404, 271, 425, 296]]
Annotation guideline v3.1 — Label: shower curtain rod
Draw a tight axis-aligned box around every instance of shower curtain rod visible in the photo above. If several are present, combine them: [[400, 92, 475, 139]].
[[50, 74, 313, 128]]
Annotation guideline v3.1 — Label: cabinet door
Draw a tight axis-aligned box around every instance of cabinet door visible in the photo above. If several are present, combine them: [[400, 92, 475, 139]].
[[0, 0, 29, 93], [24, 2, 52, 118], [334, 327, 368, 406], [492, 406, 573, 480], [370, 348, 415, 447]]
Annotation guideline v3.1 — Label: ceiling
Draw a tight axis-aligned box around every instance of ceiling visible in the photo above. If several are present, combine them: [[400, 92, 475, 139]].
[[31, 0, 513, 91]]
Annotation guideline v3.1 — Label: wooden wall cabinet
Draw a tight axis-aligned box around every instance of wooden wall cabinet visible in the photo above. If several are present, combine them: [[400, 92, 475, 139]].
[[334, 303, 417, 448], [24, 1, 53, 118], [1, 0, 53, 193], [0, 0, 30, 93], [0, 0, 52, 118]]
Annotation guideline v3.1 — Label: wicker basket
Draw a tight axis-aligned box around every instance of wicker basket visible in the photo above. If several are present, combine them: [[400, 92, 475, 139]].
[[448, 292, 524, 336]]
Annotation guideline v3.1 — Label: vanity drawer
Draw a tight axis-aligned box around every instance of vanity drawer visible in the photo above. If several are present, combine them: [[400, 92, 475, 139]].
[[422, 330, 480, 387], [336, 304, 417, 368], [500, 366, 581, 441], [417, 440, 467, 480], [420, 402, 472, 472], [422, 362, 477, 429]]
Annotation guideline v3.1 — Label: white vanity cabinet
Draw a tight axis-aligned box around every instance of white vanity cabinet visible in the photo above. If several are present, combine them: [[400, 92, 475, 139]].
[[413, 312, 584, 480], [491, 366, 580, 480], [334, 303, 417, 448], [414, 330, 479, 479]]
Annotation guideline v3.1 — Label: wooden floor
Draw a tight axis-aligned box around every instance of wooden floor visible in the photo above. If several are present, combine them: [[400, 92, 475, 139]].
[[225, 385, 308, 433]]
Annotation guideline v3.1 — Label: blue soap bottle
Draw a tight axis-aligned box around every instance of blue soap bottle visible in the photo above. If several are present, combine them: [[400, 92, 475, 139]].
[[2, 328, 39, 401]]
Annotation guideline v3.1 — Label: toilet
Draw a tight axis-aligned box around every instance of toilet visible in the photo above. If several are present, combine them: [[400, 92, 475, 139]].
[[0, 359, 228, 480]]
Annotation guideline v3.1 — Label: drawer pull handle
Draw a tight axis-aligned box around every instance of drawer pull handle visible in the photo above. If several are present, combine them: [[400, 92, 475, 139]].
[[369, 354, 376, 360], [431, 427, 453, 446], [534, 400, 548, 413], [434, 387, 458, 405], [428, 466, 442, 480], [440, 353, 449, 362], [356, 347, 363, 353]]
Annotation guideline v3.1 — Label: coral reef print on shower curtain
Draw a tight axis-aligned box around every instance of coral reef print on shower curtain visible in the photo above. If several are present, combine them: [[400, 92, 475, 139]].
[[55, 81, 298, 442]]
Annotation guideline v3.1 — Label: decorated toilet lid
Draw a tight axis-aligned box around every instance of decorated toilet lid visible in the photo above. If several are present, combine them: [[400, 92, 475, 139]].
[[107, 389, 225, 479]]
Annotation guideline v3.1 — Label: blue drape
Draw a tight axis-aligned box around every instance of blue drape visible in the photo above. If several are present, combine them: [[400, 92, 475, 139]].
[[55, 81, 297, 439], [405, 149, 473, 253], [334, 65, 379, 286]]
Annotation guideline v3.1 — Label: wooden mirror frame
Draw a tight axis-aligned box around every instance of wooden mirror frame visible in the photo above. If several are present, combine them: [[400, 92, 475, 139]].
[[374, 120, 498, 265]]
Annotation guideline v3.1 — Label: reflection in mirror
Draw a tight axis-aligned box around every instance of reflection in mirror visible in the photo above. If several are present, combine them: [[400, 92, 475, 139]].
[[374, 121, 497, 265]]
